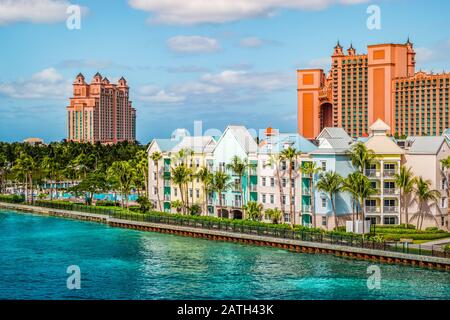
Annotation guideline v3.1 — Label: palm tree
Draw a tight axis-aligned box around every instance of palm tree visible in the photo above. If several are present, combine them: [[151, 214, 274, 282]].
[[171, 164, 190, 214], [280, 147, 301, 226], [12, 153, 36, 203], [211, 171, 232, 218], [354, 173, 376, 234], [171, 200, 183, 213], [411, 177, 440, 230], [342, 172, 362, 223], [266, 154, 285, 222], [135, 150, 149, 198], [440, 156, 450, 216], [316, 171, 343, 230], [265, 208, 282, 224], [107, 161, 135, 209], [302, 161, 321, 227], [226, 156, 248, 210], [41, 155, 59, 200], [349, 142, 376, 173], [244, 201, 263, 221], [0, 154, 11, 194], [394, 166, 416, 227], [197, 166, 213, 215], [150, 151, 163, 211]]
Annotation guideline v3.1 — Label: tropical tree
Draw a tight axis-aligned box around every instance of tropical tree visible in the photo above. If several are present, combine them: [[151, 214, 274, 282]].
[[226, 156, 248, 210], [12, 153, 37, 203], [0, 153, 11, 194], [341, 172, 362, 223], [243, 201, 263, 221], [301, 161, 321, 227], [280, 147, 301, 225], [316, 171, 343, 230], [197, 166, 213, 215], [354, 174, 376, 234], [265, 208, 282, 224], [411, 177, 440, 230], [41, 155, 59, 200], [107, 161, 135, 209], [210, 171, 232, 218], [394, 166, 416, 227], [349, 142, 376, 173], [70, 171, 108, 205], [150, 151, 163, 211], [135, 150, 149, 197], [171, 200, 183, 213], [171, 164, 190, 214], [440, 156, 450, 215]]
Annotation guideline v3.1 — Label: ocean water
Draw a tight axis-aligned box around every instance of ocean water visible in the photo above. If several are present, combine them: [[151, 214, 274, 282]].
[[0, 209, 449, 300]]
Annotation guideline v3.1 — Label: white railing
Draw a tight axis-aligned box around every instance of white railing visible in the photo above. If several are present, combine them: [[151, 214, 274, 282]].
[[383, 169, 396, 178], [366, 206, 380, 213], [365, 169, 379, 177], [384, 206, 398, 213], [384, 188, 399, 195]]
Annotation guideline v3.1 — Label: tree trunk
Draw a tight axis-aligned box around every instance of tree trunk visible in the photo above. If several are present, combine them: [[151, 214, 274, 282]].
[[155, 163, 162, 212], [310, 174, 315, 228], [276, 166, 284, 223], [405, 194, 410, 228], [361, 200, 366, 234], [218, 191, 222, 218], [399, 190, 403, 226], [289, 166, 294, 226], [331, 193, 338, 230], [203, 186, 207, 216], [179, 185, 185, 214], [30, 174, 34, 204]]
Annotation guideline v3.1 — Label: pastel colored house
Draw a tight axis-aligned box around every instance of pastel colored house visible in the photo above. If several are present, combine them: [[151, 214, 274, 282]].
[[403, 136, 450, 230], [258, 129, 317, 225], [310, 127, 354, 229]]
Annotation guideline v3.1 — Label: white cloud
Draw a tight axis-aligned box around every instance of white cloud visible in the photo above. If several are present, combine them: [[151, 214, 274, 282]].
[[239, 37, 264, 48], [0, 0, 87, 25], [0, 68, 71, 99], [137, 69, 293, 106], [201, 70, 292, 91], [129, 0, 369, 25], [166, 35, 220, 53], [307, 57, 331, 70]]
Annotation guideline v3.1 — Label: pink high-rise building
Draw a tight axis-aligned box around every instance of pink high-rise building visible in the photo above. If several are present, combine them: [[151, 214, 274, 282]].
[[67, 73, 136, 144]]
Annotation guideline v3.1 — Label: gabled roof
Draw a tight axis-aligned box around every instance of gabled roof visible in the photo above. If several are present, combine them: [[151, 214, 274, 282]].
[[214, 125, 258, 154], [364, 135, 404, 154], [147, 138, 180, 153], [406, 136, 447, 155], [259, 133, 317, 154], [317, 127, 352, 144], [369, 118, 390, 132], [171, 136, 216, 153], [310, 137, 352, 155]]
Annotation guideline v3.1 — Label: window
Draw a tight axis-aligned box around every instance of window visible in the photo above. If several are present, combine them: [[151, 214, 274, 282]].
[[174, 188, 178, 196], [442, 178, 446, 190], [321, 198, 326, 208], [282, 195, 286, 205], [384, 217, 396, 225], [189, 189, 193, 198], [270, 194, 274, 204], [282, 178, 286, 187], [270, 177, 275, 187], [322, 216, 327, 226], [291, 179, 295, 188], [442, 197, 446, 208], [153, 172, 157, 180], [262, 177, 266, 187], [262, 194, 266, 203], [281, 161, 287, 170], [442, 216, 445, 227], [196, 189, 200, 199], [153, 187, 157, 195], [321, 161, 327, 171]]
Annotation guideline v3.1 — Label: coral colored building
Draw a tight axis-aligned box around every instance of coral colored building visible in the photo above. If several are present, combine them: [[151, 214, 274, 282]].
[[297, 40, 450, 138], [67, 73, 136, 144]]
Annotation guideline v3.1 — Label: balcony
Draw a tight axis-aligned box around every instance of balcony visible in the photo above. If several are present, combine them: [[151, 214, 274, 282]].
[[164, 181, 171, 187], [248, 168, 257, 176], [302, 205, 311, 213], [249, 184, 257, 192], [384, 188, 399, 195], [384, 206, 399, 213], [372, 188, 381, 195], [302, 187, 311, 194], [232, 200, 242, 207], [232, 184, 241, 192], [365, 169, 379, 178], [366, 206, 381, 213], [383, 169, 396, 178]]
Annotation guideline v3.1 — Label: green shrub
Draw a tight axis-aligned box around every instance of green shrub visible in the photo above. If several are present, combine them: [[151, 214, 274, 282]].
[[96, 200, 118, 207], [0, 194, 25, 203]]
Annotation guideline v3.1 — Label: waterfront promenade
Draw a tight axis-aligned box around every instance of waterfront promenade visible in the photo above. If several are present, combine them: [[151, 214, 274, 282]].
[[1, 201, 449, 271]]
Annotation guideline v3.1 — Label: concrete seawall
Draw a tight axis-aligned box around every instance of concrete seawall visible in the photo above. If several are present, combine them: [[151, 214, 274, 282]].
[[1, 202, 449, 271]]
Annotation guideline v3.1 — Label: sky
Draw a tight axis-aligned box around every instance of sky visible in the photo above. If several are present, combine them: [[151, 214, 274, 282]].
[[0, 0, 450, 143]]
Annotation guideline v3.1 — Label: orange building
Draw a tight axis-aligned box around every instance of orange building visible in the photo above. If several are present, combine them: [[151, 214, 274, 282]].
[[67, 73, 136, 144], [297, 40, 450, 138]]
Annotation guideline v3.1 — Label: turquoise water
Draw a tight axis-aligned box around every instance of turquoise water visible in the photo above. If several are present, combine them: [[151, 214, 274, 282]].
[[0, 209, 449, 300]]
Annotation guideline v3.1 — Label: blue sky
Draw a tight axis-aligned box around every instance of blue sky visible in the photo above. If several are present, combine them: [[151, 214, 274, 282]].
[[0, 0, 449, 143]]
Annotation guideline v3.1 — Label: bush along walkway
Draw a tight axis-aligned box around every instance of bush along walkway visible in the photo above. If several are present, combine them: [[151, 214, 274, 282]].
[[1, 196, 449, 260]]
